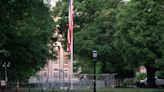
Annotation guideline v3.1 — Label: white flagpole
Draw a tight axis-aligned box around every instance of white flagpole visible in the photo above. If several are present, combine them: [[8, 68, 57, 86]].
[[70, 30, 73, 89], [70, 0, 74, 89]]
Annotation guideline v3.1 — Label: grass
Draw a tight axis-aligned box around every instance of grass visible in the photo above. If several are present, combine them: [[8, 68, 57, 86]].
[[18, 88, 164, 92]]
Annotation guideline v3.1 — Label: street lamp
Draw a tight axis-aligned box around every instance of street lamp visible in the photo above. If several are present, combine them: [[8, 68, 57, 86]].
[[92, 50, 97, 92], [2, 62, 11, 82], [92, 50, 98, 59]]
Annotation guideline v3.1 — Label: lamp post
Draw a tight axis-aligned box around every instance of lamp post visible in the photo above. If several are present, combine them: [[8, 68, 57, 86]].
[[2, 62, 10, 83], [92, 50, 97, 92]]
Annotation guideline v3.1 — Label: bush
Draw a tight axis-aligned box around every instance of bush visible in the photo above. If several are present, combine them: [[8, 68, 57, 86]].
[[135, 73, 146, 81], [123, 78, 137, 86]]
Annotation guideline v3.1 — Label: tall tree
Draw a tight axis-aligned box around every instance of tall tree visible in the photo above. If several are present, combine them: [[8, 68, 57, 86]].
[[0, 0, 53, 81], [52, 0, 134, 78], [114, 0, 164, 87], [74, 0, 135, 78]]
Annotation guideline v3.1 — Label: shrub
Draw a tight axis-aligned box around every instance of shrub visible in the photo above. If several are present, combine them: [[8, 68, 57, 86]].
[[123, 78, 137, 86], [135, 73, 146, 81]]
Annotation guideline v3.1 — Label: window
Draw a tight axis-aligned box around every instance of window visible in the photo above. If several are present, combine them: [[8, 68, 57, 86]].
[[54, 72, 58, 78], [65, 60, 68, 64], [64, 72, 68, 78], [44, 72, 47, 77], [54, 68, 58, 71]]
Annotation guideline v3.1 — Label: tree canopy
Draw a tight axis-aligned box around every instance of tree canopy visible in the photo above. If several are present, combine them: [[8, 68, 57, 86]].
[[0, 0, 53, 81], [52, 0, 135, 78], [114, 0, 164, 87], [53, 0, 164, 81]]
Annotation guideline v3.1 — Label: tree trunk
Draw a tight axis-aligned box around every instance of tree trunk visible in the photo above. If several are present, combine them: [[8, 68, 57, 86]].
[[145, 65, 157, 88]]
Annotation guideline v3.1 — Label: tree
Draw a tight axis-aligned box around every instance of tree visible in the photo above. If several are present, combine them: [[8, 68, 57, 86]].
[[74, 0, 135, 78], [52, 0, 134, 78], [114, 0, 164, 87], [0, 0, 53, 81]]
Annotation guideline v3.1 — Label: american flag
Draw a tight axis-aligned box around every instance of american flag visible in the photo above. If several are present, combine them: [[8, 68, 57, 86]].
[[67, 0, 74, 53]]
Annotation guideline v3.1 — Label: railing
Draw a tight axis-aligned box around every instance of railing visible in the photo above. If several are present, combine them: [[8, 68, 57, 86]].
[[0, 74, 123, 92]]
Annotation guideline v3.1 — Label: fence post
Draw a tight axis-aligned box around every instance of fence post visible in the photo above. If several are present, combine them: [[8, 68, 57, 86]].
[[42, 86, 44, 92], [28, 83, 30, 92], [52, 87, 54, 92], [67, 87, 70, 92]]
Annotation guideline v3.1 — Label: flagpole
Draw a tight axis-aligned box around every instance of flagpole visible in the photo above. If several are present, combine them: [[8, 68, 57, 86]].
[[70, 29, 73, 89], [70, 0, 74, 89], [67, 0, 74, 89]]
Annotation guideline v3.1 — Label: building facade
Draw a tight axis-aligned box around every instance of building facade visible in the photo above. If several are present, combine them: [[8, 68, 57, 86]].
[[28, 47, 72, 83], [29, 25, 73, 83]]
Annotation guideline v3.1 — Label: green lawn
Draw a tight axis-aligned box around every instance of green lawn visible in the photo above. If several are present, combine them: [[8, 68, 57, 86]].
[[19, 88, 164, 92]]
